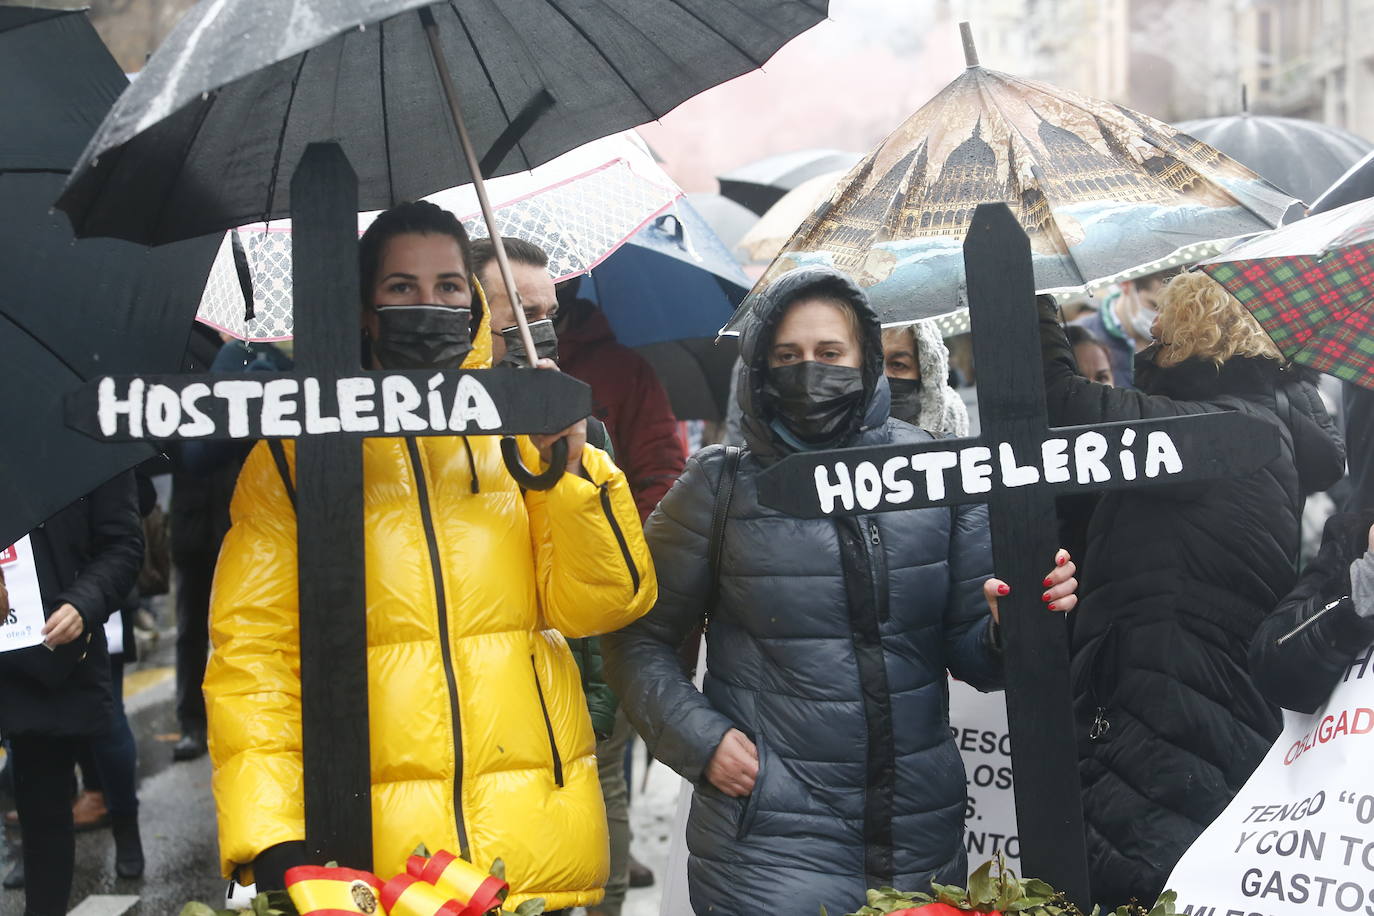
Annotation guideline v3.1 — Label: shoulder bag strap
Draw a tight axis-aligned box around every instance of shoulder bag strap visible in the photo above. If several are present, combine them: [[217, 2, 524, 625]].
[[267, 440, 297, 510], [703, 446, 742, 634]]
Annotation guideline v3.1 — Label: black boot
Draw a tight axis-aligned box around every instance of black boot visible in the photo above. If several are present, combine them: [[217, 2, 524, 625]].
[[1, 857, 21, 889], [111, 815, 144, 879], [171, 730, 206, 762]]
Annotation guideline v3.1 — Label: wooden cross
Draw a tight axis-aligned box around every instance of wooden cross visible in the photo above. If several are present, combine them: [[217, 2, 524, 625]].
[[66, 143, 592, 871], [754, 203, 1281, 906]]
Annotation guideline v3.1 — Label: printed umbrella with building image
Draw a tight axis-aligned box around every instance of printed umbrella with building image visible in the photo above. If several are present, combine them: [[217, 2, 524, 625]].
[[723, 24, 1300, 336], [1198, 196, 1374, 390]]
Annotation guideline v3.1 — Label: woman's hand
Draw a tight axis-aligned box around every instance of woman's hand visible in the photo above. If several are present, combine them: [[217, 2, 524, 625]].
[[42, 602, 85, 647], [705, 728, 758, 797], [528, 357, 586, 474], [983, 548, 1078, 624]]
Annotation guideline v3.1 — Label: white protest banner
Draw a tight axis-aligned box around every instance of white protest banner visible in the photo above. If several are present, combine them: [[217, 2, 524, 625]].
[[1168, 644, 1374, 916], [949, 677, 1022, 876], [0, 536, 46, 653]]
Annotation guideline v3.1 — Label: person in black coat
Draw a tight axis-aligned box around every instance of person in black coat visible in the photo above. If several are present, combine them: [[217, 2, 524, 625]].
[[0, 472, 143, 916], [604, 267, 1078, 915], [1038, 272, 1346, 907], [1250, 512, 1374, 714]]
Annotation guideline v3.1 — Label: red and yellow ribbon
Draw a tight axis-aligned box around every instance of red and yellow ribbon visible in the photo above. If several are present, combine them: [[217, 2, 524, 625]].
[[284, 865, 385, 915], [284, 852, 509, 916]]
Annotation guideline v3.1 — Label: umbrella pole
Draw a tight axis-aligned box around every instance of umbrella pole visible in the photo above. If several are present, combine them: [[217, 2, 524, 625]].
[[419, 8, 540, 369]]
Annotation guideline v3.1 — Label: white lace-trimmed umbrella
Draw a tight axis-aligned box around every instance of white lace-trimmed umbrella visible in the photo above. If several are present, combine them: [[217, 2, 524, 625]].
[[197, 131, 680, 340]]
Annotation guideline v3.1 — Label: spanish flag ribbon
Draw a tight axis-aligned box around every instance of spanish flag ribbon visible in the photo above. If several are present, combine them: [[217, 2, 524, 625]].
[[407, 850, 508, 915], [283, 851, 509, 916], [284, 865, 385, 915]]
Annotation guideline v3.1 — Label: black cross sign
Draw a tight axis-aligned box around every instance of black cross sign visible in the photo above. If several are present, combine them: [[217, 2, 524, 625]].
[[755, 203, 1282, 906], [65, 144, 592, 870]]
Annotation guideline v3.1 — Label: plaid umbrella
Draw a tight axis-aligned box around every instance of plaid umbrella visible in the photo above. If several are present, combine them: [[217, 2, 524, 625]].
[[1199, 197, 1374, 389]]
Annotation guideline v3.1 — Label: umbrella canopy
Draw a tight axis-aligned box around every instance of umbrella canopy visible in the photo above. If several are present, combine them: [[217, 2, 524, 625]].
[[1199, 197, 1374, 389], [577, 198, 747, 420], [1174, 114, 1371, 206], [0, 7, 124, 172], [57, 0, 828, 246], [717, 147, 861, 215], [197, 131, 682, 340], [725, 44, 1297, 333], [1311, 149, 1374, 216], [0, 9, 223, 548], [684, 191, 760, 260], [737, 168, 847, 261]]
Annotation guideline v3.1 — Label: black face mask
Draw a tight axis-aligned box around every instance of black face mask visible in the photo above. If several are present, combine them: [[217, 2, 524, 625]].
[[762, 361, 866, 447], [887, 376, 923, 424], [497, 318, 559, 368], [371, 305, 473, 370]]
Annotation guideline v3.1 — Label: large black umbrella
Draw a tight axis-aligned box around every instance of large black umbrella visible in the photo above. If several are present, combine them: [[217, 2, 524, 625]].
[[1175, 113, 1371, 205], [0, 8, 223, 548], [717, 147, 861, 215], [57, 0, 829, 246], [1312, 148, 1374, 215]]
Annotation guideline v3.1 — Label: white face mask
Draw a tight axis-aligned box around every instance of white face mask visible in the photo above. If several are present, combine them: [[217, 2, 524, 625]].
[[1130, 303, 1159, 342]]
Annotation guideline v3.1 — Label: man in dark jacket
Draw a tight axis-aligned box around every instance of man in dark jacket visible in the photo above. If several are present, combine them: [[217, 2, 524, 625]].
[[1250, 512, 1374, 713], [0, 472, 143, 916], [605, 267, 1077, 914], [1038, 287, 1345, 906], [554, 288, 686, 522]]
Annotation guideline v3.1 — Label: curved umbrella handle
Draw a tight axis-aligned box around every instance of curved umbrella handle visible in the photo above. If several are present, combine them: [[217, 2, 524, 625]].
[[501, 435, 567, 491]]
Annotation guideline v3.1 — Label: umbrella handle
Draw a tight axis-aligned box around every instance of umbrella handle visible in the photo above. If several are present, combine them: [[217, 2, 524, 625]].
[[500, 436, 567, 491]]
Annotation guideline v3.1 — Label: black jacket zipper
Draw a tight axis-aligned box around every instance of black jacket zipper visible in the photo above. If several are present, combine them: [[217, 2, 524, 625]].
[[405, 438, 470, 857], [530, 657, 565, 787], [868, 519, 890, 622], [598, 483, 640, 594]]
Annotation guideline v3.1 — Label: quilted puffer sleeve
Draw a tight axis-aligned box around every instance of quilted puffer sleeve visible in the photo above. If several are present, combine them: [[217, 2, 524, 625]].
[[942, 502, 1003, 691], [604, 448, 737, 783], [522, 439, 657, 638], [205, 441, 304, 878]]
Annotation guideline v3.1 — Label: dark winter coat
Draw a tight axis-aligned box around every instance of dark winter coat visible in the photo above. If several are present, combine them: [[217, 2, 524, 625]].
[[1250, 512, 1374, 714], [0, 471, 143, 738], [1040, 301, 1345, 906], [556, 299, 687, 521], [605, 268, 1002, 916]]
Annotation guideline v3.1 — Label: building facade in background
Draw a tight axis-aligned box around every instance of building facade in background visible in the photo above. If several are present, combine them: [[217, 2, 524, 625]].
[[941, 0, 1373, 139]]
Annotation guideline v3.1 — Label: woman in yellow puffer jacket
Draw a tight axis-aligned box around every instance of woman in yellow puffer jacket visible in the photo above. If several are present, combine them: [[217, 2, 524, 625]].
[[205, 201, 657, 911]]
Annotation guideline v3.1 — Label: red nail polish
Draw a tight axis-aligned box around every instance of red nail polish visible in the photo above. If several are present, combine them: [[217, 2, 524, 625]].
[[1042, 592, 1052, 603], [1057, 555, 1068, 566], [1048, 603, 1058, 611], [1043, 576, 1053, 587], [997, 584, 1010, 596]]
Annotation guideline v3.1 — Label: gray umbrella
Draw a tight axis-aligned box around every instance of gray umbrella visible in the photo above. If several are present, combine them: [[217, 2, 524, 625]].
[[1311, 149, 1374, 215], [717, 147, 861, 215], [1174, 113, 1371, 206], [57, 0, 828, 246]]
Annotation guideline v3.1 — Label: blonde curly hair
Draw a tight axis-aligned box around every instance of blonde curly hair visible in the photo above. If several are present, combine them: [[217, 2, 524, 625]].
[[1155, 271, 1284, 368]]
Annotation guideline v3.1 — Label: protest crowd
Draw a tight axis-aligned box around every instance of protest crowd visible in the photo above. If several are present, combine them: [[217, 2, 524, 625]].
[[2, 3, 1374, 916]]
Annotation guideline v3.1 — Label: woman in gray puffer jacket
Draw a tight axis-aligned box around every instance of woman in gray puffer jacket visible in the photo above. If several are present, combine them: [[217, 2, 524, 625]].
[[604, 267, 1076, 915]]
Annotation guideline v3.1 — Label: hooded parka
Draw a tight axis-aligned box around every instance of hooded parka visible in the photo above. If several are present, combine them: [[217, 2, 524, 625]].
[[1038, 298, 1345, 906], [604, 268, 1002, 916], [205, 300, 656, 909]]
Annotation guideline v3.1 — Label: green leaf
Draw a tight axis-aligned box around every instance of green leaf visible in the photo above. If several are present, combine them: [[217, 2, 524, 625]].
[[178, 904, 221, 916], [490, 858, 507, 882], [513, 897, 545, 916], [968, 859, 997, 906], [412, 842, 431, 858]]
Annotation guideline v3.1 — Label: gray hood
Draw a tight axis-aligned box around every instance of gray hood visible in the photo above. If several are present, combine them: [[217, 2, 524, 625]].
[[736, 266, 890, 462]]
